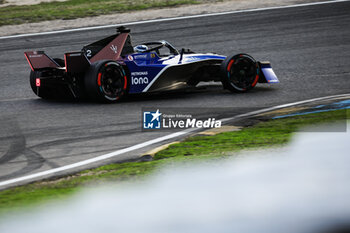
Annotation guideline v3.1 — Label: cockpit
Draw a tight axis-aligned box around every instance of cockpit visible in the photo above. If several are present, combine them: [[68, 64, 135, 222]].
[[133, 41, 179, 57]]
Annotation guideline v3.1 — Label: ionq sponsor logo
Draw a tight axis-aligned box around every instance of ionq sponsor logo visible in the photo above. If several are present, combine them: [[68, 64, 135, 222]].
[[131, 71, 149, 85]]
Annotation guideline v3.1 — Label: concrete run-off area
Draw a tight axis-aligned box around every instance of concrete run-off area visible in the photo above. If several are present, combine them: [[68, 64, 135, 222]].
[[0, 0, 324, 36]]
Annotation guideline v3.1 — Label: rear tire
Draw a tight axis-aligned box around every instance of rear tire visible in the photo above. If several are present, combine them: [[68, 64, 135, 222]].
[[30, 70, 54, 99], [221, 53, 259, 92], [84, 60, 128, 103], [29, 58, 68, 99]]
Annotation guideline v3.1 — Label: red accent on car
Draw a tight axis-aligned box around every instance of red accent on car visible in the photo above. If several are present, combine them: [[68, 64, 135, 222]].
[[90, 33, 129, 63], [123, 76, 127, 90], [252, 74, 259, 87], [35, 78, 41, 87], [24, 53, 34, 71], [227, 60, 234, 72], [24, 51, 59, 70], [97, 73, 102, 86], [64, 53, 68, 72], [64, 52, 90, 73]]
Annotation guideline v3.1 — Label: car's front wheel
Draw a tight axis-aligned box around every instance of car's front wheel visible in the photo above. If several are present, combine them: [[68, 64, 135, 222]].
[[221, 53, 259, 92]]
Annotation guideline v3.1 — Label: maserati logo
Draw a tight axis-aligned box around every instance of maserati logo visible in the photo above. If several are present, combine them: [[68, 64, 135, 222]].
[[110, 45, 118, 54]]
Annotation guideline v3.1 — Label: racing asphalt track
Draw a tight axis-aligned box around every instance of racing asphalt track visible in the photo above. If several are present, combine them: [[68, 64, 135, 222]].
[[0, 1, 349, 189]]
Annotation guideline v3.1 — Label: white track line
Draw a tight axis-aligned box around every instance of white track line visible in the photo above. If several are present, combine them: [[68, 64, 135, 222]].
[[0, 0, 349, 40], [220, 93, 350, 122], [0, 93, 349, 188], [0, 130, 194, 187]]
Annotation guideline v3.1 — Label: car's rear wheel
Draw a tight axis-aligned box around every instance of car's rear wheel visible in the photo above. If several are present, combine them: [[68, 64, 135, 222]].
[[30, 70, 55, 99], [221, 53, 259, 92], [84, 60, 128, 103], [29, 58, 69, 99]]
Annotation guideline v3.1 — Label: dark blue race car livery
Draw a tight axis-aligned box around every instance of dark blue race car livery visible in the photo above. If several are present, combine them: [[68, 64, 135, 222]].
[[24, 26, 279, 102]]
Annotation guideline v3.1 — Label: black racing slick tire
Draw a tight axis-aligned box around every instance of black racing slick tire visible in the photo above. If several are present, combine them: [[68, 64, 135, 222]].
[[221, 53, 259, 93], [29, 70, 55, 99], [84, 60, 128, 103], [29, 58, 67, 99]]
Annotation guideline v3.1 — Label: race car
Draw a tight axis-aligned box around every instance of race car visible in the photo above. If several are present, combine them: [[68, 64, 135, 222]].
[[24, 26, 279, 103]]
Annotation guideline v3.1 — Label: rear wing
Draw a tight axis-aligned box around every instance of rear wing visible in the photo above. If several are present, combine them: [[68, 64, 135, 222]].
[[24, 27, 133, 72], [24, 51, 61, 71]]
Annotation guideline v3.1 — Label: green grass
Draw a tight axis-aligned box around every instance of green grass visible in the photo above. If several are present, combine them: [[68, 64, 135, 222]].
[[0, 0, 224, 26], [0, 109, 348, 214]]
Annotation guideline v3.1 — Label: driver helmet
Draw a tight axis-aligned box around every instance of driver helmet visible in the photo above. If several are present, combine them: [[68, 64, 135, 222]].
[[134, 44, 148, 53]]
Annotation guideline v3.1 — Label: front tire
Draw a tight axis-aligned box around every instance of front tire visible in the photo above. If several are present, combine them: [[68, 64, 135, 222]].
[[84, 60, 128, 103], [221, 53, 259, 92]]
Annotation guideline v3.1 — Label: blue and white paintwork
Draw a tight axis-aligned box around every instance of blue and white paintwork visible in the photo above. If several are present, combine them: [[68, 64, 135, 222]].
[[124, 52, 226, 93], [122, 50, 278, 94]]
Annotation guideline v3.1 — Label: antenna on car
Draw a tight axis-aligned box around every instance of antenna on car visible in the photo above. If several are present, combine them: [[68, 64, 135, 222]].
[[116, 26, 131, 33]]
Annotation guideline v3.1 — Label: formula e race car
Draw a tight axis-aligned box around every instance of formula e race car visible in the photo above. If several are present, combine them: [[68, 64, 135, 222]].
[[24, 26, 279, 102]]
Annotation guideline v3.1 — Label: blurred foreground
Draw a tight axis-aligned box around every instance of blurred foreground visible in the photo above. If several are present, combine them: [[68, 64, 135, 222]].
[[0, 122, 349, 233]]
